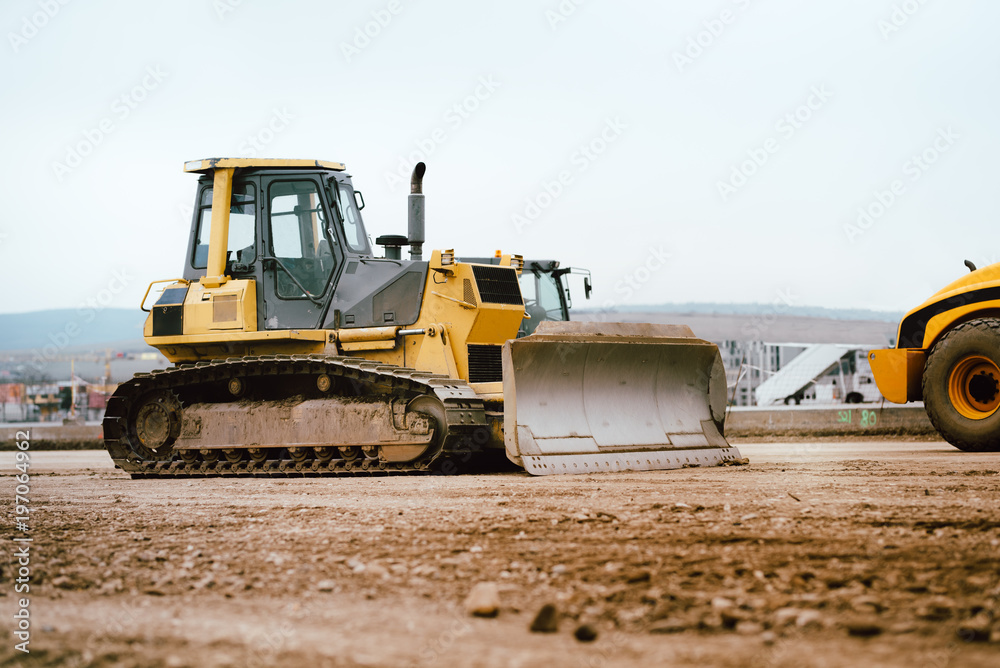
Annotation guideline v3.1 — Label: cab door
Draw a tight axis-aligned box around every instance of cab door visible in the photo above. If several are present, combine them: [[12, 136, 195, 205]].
[[260, 175, 342, 329]]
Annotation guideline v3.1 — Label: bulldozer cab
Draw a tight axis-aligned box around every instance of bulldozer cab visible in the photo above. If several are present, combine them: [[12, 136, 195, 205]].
[[518, 261, 594, 336], [181, 159, 374, 330], [518, 260, 568, 336]]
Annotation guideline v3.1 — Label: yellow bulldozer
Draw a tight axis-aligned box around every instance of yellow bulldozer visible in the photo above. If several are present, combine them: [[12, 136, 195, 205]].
[[103, 158, 742, 477], [870, 260, 1000, 451]]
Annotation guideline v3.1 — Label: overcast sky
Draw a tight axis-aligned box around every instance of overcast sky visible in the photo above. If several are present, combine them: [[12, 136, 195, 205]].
[[1, 0, 997, 316]]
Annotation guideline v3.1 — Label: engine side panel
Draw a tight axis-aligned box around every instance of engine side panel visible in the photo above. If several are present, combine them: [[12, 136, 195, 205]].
[[327, 261, 429, 329]]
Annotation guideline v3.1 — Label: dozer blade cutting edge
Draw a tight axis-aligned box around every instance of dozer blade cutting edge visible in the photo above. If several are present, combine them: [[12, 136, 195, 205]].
[[502, 322, 744, 475]]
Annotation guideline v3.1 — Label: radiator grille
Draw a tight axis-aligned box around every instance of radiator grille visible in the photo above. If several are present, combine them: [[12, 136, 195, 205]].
[[471, 265, 523, 305], [467, 344, 503, 383]]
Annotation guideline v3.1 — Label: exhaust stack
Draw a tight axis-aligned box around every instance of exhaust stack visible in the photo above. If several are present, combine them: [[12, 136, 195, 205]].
[[408, 162, 426, 261]]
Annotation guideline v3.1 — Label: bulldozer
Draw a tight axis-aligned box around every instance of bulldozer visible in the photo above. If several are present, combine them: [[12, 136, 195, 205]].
[[103, 158, 741, 477], [870, 259, 1000, 451]]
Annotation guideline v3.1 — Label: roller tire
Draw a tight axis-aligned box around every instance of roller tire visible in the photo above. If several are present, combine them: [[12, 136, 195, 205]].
[[922, 318, 1000, 452]]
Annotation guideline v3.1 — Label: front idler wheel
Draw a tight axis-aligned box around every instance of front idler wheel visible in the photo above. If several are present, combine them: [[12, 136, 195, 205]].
[[130, 391, 182, 461]]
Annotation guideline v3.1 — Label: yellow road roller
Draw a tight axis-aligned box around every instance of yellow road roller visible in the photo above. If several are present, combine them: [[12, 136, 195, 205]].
[[870, 260, 1000, 451]]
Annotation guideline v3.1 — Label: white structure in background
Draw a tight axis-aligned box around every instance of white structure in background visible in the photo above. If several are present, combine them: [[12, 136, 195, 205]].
[[752, 344, 880, 406], [718, 341, 882, 407], [718, 341, 788, 407]]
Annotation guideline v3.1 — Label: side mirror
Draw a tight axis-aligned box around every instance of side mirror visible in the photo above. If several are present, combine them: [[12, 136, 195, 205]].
[[354, 191, 366, 210], [584, 277, 592, 299]]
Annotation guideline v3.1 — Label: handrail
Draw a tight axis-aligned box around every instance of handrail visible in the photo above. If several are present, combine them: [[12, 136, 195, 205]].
[[140, 279, 189, 313], [261, 256, 327, 306]]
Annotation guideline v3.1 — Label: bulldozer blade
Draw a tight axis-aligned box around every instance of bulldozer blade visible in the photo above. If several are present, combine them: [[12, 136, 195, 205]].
[[502, 321, 743, 476]]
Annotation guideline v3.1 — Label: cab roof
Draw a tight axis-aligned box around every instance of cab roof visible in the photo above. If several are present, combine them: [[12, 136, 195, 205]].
[[183, 158, 346, 174]]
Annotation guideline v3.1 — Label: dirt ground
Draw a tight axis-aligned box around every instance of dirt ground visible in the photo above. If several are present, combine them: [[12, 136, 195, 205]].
[[2, 441, 999, 668]]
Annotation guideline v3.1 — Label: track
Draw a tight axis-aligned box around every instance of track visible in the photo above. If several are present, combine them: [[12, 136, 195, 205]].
[[102, 354, 488, 478]]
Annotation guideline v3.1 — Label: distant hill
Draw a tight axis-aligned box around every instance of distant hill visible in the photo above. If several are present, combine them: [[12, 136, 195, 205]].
[[578, 303, 905, 323], [0, 302, 904, 354], [0, 308, 146, 352]]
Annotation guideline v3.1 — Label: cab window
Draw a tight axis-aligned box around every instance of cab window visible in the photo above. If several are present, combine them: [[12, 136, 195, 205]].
[[519, 270, 565, 335], [334, 182, 368, 253], [191, 184, 257, 269], [268, 180, 335, 298]]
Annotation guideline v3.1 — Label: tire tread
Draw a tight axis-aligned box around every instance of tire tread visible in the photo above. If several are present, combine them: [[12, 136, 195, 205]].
[[922, 317, 1000, 452]]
